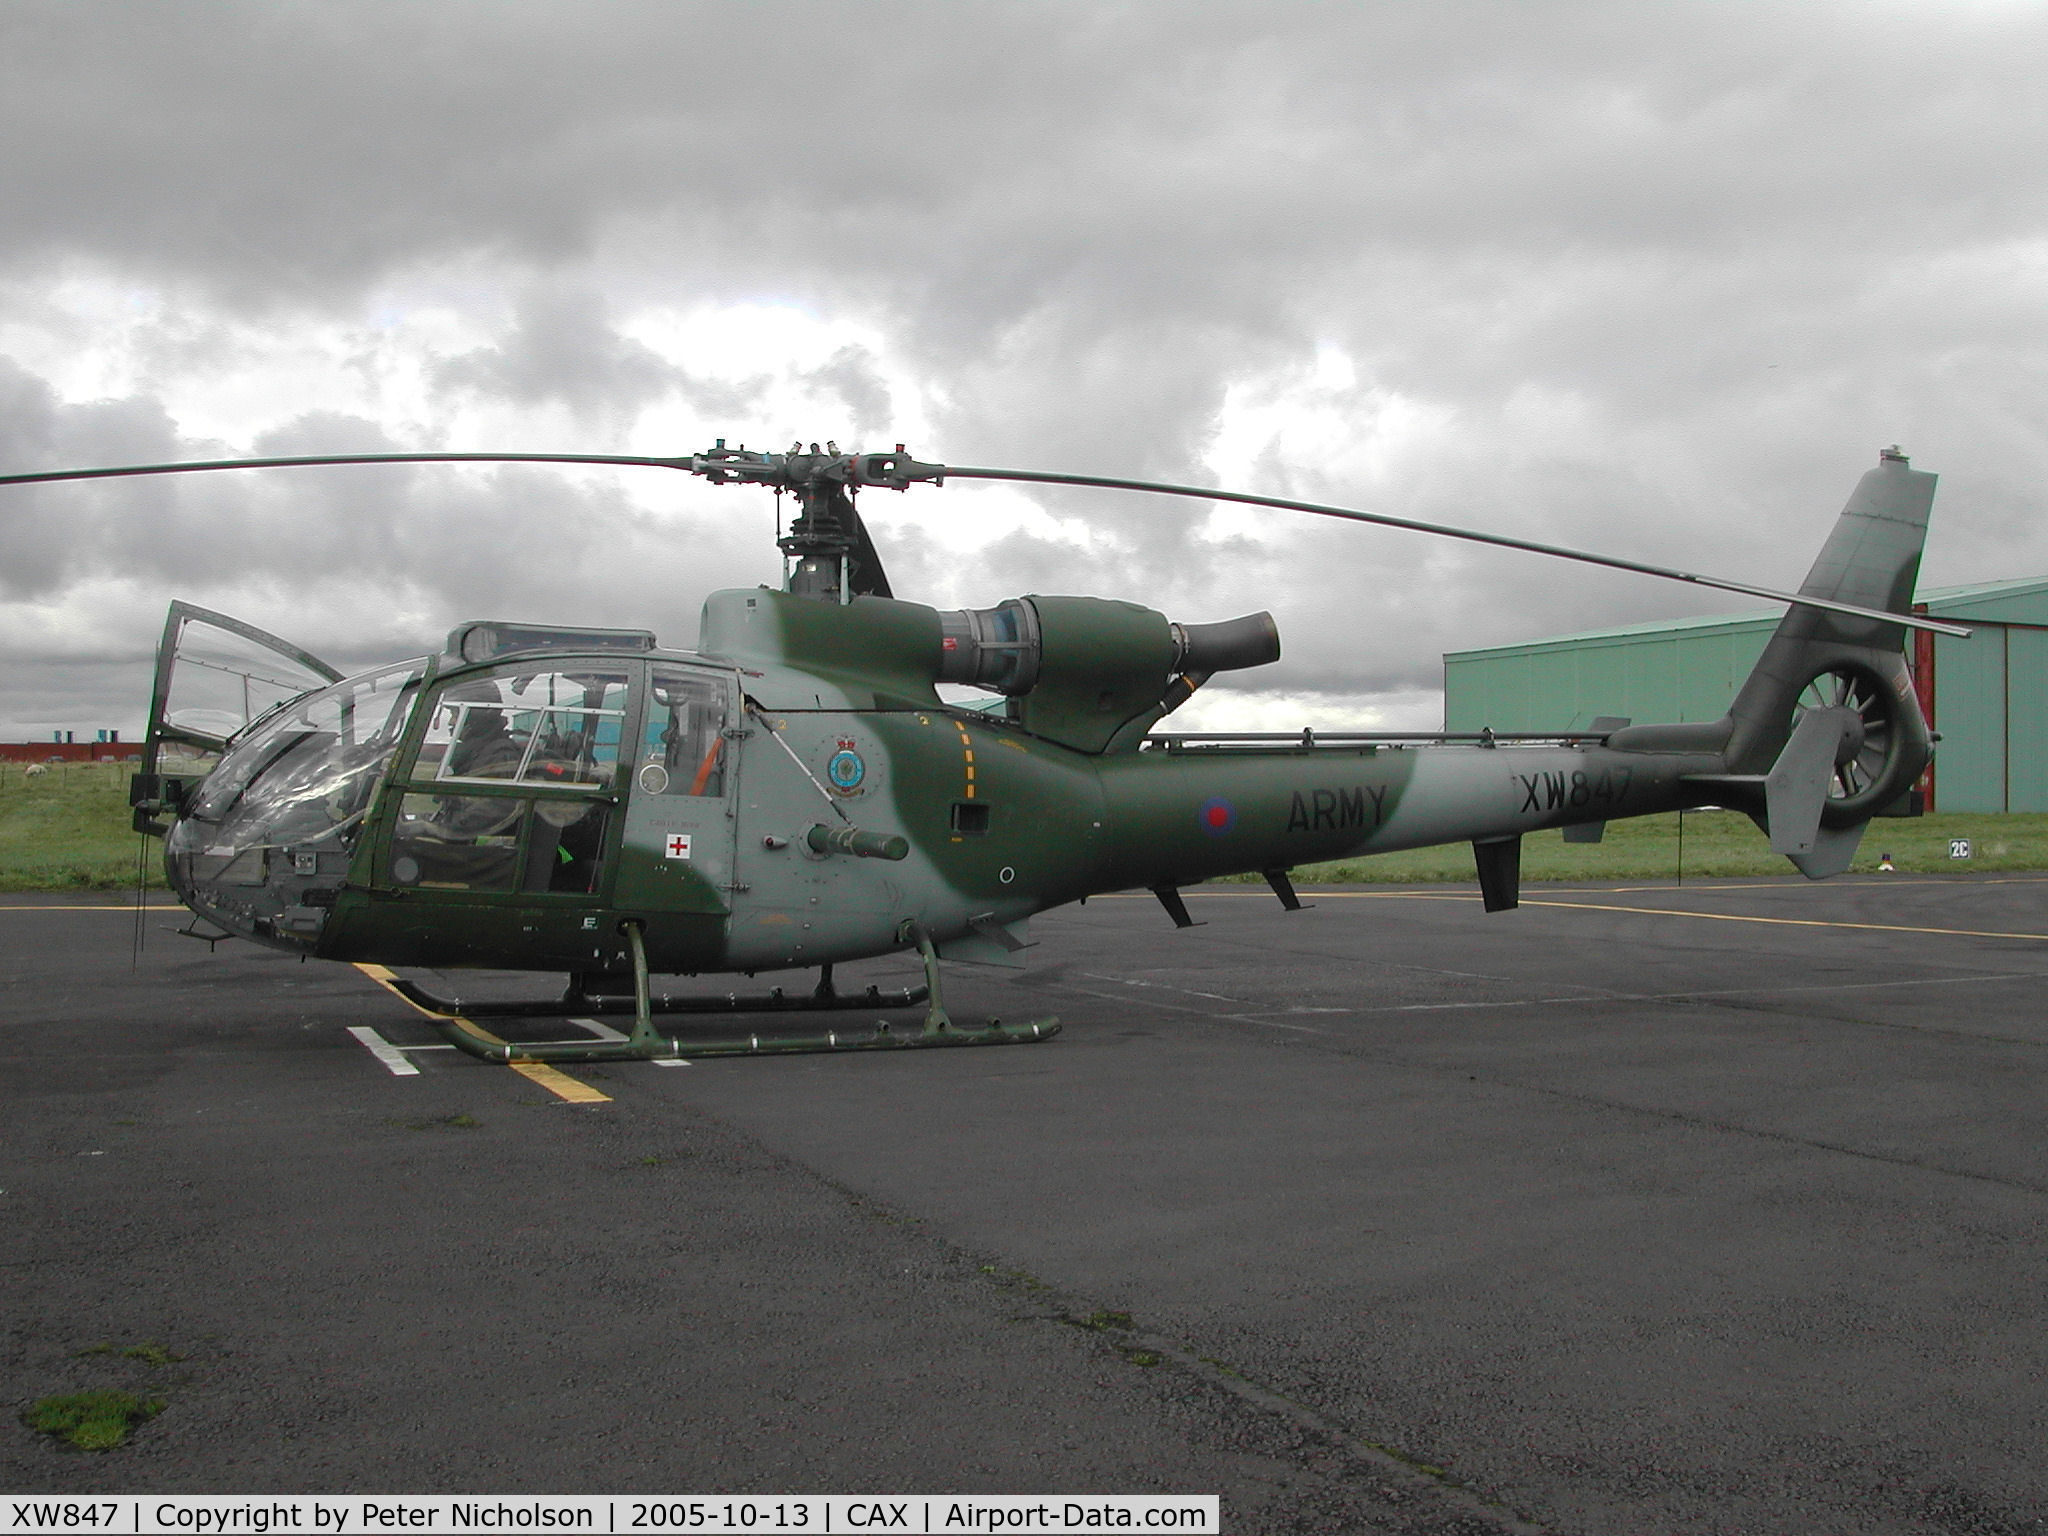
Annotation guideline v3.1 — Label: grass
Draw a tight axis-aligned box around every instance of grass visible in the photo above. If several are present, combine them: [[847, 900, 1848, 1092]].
[[1267, 809, 2048, 884], [6, 757, 2046, 891], [0, 760, 170, 891], [21, 1390, 164, 1451], [75, 1341, 186, 1367], [1071, 1310, 1136, 1332]]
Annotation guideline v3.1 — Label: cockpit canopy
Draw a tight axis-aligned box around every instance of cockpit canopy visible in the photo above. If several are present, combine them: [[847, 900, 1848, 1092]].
[[170, 657, 428, 890], [152, 601, 741, 954]]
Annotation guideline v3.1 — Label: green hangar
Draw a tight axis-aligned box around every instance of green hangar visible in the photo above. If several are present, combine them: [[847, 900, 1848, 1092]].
[[1443, 577, 2048, 813]]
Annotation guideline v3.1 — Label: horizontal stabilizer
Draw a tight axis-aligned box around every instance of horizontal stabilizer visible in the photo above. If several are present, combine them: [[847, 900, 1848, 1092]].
[[1564, 722, 1627, 845], [968, 912, 1032, 952]]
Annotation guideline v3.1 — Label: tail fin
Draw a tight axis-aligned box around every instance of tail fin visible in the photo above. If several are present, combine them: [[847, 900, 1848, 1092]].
[[1628, 449, 1937, 877]]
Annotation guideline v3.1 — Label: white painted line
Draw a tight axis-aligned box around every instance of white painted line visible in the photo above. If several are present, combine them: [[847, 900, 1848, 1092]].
[[347, 1026, 421, 1076], [570, 1017, 631, 1043], [1082, 972, 1248, 1004], [652, 1058, 692, 1068]]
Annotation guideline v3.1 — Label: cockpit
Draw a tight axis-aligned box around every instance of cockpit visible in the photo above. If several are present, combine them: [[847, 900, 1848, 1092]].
[[164, 658, 429, 940], [144, 605, 732, 955]]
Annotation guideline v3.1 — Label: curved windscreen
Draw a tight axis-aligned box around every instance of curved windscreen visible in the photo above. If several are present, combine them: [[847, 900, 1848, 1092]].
[[181, 658, 428, 854]]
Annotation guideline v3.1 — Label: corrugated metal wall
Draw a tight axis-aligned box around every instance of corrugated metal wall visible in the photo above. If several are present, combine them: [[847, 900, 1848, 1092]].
[[1442, 579, 2048, 811], [1444, 615, 1775, 733], [1923, 583, 2048, 811]]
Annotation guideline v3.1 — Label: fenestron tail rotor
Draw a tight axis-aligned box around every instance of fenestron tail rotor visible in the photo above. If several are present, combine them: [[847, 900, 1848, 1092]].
[[1795, 665, 1902, 807]]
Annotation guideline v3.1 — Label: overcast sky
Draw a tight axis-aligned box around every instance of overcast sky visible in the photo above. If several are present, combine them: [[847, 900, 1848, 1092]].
[[2, 0, 2044, 740]]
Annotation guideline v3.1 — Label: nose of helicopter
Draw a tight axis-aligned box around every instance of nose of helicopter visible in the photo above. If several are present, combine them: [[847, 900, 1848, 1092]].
[[162, 658, 425, 949], [164, 742, 381, 948]]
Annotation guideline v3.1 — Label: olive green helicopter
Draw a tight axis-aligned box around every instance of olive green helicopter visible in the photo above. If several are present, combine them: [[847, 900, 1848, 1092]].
[[0, 441, 1962, 1064]]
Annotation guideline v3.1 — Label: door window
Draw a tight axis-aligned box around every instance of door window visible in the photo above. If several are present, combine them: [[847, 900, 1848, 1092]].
[[637, 666, 730, 796], [147, 602, 345, 755], [415, 670, 629, 788], [388, 794, 612, 894], [388, 665, 630, 897]]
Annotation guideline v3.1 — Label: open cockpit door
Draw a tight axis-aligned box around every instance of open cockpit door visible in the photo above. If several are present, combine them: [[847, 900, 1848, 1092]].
[[143, 602, 344, 772]]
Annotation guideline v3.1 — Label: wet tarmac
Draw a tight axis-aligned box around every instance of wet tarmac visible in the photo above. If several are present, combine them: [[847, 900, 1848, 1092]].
[[6, 874, 2048, 1534]]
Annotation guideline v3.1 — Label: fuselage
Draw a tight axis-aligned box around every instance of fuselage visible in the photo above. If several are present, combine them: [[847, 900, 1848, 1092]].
[[160, 602, 1720, 983], [130, 449, 1944, 988]]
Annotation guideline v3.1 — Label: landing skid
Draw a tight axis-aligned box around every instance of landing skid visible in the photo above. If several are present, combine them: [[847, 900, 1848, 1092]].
[[385, 927, 1060, 1064], [382, 974, 929, 1020]]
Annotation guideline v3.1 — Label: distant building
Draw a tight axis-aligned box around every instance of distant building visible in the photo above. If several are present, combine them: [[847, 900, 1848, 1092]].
[[1443, 577, 2048, 813], [0, 737, 142, 764]]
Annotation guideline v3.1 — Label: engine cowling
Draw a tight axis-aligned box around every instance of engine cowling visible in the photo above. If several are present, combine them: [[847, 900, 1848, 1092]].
[[936, 596, 1280, 754]]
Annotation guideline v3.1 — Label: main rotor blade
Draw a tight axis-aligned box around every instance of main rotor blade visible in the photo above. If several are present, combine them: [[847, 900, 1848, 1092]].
[[0, 451, 694, 487], [0, 447, 1968, 639], [942, 465, 1969, 639]]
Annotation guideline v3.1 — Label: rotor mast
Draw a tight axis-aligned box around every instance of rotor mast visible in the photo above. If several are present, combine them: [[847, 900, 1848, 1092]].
[[777, 441, 864, 602], [694, 439, 915, 603]]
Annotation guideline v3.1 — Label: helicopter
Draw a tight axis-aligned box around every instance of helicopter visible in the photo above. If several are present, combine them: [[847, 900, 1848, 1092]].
[[0, 441, 1960, 1064]]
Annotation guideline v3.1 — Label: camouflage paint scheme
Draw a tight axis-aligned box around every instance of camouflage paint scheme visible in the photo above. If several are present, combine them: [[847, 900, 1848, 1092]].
[[159, 454, 1938, 992]]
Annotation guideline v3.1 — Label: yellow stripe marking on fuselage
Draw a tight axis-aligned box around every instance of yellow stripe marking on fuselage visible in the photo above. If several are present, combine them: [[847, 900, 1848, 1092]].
[[954, 721, 977, 799]]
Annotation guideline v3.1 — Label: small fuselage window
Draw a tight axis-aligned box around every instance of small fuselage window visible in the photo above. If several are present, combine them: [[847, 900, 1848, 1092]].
[[639, 667, 730, 796]]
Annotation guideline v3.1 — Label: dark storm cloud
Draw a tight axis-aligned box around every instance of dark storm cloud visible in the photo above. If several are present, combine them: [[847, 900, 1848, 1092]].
[[436, 289, 681, 422], [2, 1, 2046, 733], [0, 385, 764, 652], [0, 357, 199, 599], [802, 348, 894, 445], [435, 287, 773, 423]]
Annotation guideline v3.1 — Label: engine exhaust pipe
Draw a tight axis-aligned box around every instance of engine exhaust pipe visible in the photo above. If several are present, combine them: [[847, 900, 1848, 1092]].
[[1172, 612, 1281, 675]]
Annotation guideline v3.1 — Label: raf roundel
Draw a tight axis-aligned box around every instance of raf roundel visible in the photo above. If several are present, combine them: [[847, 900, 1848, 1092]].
[[827, 748, 867, 791], [1198, 795, 1237, 837]]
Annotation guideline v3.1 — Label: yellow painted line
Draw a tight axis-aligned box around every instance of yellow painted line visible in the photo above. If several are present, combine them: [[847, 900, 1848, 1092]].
[[1570, 876, 2048, 893], [1519, 898, 2048, 943], [1095, 890, 1476, 901], [2, 903, 185, 910], [509, 1061, 613, 1102], [1095, 887, 2048, 940], [351, 962, 612, 1103], [354, 963, 510, 1043]]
